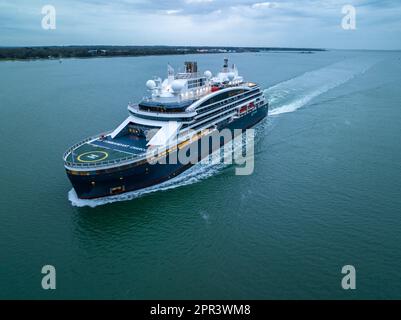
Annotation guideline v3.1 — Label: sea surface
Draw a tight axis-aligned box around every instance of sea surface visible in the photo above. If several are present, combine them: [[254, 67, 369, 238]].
[[0, 50, 400, 299]]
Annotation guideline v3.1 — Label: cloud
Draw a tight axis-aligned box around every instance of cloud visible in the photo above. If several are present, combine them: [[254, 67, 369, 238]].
[[0, 0, 400, 49], [164, 9, 183, 15], [251, 2, 277, 9]]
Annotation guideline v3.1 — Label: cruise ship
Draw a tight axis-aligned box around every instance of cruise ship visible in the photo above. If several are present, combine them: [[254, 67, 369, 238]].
[[63, 59, 268, 199]]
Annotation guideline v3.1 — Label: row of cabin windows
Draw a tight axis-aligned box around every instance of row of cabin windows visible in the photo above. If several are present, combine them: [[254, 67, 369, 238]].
[[197, 89, 260, 115], [198, 92, 260, 116], [192, 108, 238, 131], [137, 89, 255, 114], [198, 89, 246, 109], [196, 93, 262, 123], [192, 96, 263, 131], [187, 78, 206, 89]]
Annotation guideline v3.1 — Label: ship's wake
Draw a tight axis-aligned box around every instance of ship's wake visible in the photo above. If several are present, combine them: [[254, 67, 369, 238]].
[[266, 57, 378, 116]]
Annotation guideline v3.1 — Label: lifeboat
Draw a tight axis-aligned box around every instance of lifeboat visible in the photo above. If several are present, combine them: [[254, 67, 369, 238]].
[[248, 102, 255, 111], [211, 85, 220, 92], [239, 105, 247, 114]]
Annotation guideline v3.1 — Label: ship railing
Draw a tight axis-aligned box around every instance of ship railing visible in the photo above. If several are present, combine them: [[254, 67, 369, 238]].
[[128, 103, 196, 117], [64, 144, 170, 169], [63, 131, 184, 170], [62, 131, 118, 164], [141, 86, 211, 104], [175, 72, 203, 79], [64, 152, 148, 169]]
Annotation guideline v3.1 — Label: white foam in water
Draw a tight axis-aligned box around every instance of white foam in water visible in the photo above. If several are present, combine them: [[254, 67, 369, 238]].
[[267, 58, 377, 116]]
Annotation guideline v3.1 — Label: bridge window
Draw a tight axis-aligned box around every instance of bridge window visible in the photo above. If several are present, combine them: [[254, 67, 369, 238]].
[[138, 104, 187, 113]]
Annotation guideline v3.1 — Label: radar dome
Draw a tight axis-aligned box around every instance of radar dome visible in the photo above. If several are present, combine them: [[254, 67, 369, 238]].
[[204, 70, 212, 79], [146, 80, 156, 90], [172, 80, 185, 92], [227, 72, 235, 81]]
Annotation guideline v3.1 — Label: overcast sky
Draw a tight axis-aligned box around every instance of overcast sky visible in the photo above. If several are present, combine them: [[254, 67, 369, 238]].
[[1, 0, 400, 49]]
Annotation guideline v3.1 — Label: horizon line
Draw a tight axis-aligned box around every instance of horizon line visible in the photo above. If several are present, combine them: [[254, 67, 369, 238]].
[[1, 44, 400, 52]]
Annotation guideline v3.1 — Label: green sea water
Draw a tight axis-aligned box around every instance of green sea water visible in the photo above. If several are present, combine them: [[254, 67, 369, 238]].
[[0, 50, 400, 299]]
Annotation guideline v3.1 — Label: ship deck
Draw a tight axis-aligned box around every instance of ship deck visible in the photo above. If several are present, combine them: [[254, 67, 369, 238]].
[[65, 134, 148, 166]]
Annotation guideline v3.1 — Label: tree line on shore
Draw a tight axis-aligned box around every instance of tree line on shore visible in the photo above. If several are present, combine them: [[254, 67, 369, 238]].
[[0, 45, 325, 60]]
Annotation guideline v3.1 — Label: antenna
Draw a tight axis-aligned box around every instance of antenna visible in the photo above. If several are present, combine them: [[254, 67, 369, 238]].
[[167, 63, 174, 77], [167, 63, 175, 83]]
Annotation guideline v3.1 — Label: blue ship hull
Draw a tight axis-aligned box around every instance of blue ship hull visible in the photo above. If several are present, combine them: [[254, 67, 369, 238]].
[[66, 104, 268, 199]]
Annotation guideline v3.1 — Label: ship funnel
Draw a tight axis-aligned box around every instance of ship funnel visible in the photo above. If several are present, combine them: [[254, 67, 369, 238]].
[[184, 61, 198, 74]]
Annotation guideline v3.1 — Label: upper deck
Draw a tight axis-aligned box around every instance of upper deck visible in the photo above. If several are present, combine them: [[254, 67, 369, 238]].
[[142, 59, 244, 108]]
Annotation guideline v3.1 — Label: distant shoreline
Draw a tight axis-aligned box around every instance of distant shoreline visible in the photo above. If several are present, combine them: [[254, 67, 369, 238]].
[[0, 45, 326, 61]]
